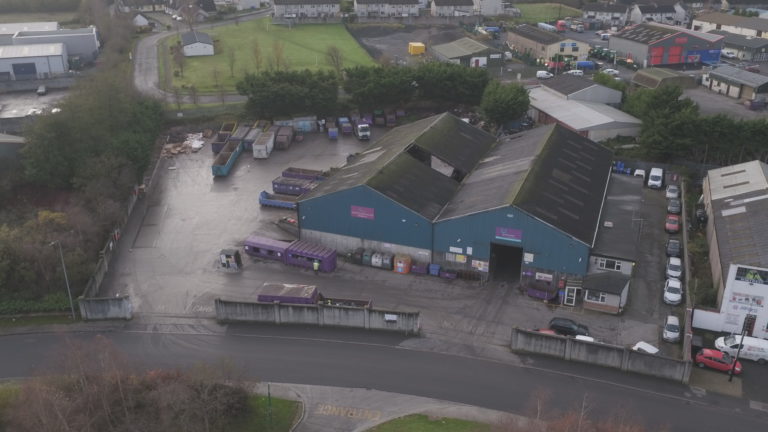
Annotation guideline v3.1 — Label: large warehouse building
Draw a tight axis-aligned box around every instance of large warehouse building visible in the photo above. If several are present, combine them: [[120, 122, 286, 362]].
[[298, 114, 613, 284], [0, 22, 58, 45], [609, 22, 724, 67], [0, 43, 68, 81], [12, 27, 100, 63]]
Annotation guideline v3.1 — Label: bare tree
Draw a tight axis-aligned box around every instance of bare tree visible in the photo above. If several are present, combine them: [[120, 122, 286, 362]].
[[189, 85, 199, 105], [325, 45, 344, 78], [212, 66, 220, 88], [173, 44, 186, 78], [252, 40, 262, 73], [172, 87, 182, 110], [272, 41, 286, 71], [217, 85, 226, 105], [227, 48, 236, 78]]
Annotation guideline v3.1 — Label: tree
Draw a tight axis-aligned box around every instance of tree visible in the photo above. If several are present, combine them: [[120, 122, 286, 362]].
[[413, 62, 490, 106], [480, 81, 530, 128], [272, 41, 286, 71], [190, 85, 199, 105], [237, 69, 338, 118], [172, 86, 182, 110], [252, 41, 262, 72], [325, 45, 344, 78], [227, 47, 236, 78], [173, 44, 186, 78]]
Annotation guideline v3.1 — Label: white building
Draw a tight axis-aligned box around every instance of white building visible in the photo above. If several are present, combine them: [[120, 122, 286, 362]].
[[693, 160, 768, 339], [181, 31, 214, 56], [0, 22, 58, 45], [354, 0, 419, 17], [431, 0, 473, 17], [582, 4, 629, 28], [473, 0, 502, 16], [0, 43, 68, 80], [132, 13, 151, 27], [628, 3, 687, 27], [273, 0, 341, 18], [692, 11, 768, 38], [12, 27, 101, 63]]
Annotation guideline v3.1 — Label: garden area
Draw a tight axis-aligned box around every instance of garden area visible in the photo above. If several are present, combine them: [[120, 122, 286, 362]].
[[162, 17, 375, 93], [511, 3, 582, 25]]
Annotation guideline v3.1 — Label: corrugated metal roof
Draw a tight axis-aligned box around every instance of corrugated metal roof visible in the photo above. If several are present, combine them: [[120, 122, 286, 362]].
[[0, 43, 64, 58], [508, 24, 565, 45], [181, 31, 212, 46], [638, 4, 675, 13], [615, 22, 722, 44], [708, 30, 768, 49], [541, 75, 599, 96], [433, 0, 473, 5], [709, 65, 768, 89], [694, 12, 768, 32], [649, 22, 724, 42], [14, 28, 96, 37], [591, 173, 643, 261], [431, 37, 494, 59], [529, 87, 641, 130], [707, 160, 768, 201], [0, 22, 58, 35]]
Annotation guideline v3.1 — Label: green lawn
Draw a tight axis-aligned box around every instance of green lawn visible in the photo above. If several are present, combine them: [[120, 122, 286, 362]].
[[165, 18, 375, 93], [0, 383, 19, 431], [369, 414, 491, 432], [0, 12, 78, 25], [231, 395, 300, 432], [511, 3, 582, 24], [0, 315, 76, 328]]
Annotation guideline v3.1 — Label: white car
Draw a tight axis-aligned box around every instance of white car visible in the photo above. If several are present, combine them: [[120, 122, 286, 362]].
[[722, 51, 737, 59], [663, 278, 683, 305], [632, 341, 659, 354], [602, 68, 620, 76], [536, 71, 554, 79], [662, 315, 681, 343], [666, 184, 680, 199], [666, 256, 683, 279]]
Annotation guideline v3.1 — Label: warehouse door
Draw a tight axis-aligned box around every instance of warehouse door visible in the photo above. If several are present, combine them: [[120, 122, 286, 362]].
[[12, 63, 37, 80], [489, 243, 522, 282], [668, 46, 683, 64], [649, 46, 664, 65]]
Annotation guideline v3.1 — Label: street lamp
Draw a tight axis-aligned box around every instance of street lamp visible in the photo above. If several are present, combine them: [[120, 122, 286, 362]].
[[50, 241, 76, 320]]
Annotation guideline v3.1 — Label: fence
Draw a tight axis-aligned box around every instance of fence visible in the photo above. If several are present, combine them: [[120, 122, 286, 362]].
[[78, 296, 132, 320], [215, 299, 420, 335], [511, 328, 692, 383]]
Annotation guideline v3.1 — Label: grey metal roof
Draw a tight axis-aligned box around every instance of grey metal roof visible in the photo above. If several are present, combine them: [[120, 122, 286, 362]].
[[512, 124, 613, 246], [508, 24, 565, 45], [274, 0, 340, 4], [709, 65, 768, 89], [583, 4, 628, 13], [301, 113, 496, 221], [708, 30, 768, 49], [540, 75, 598, 96], [591, 174, 643, 261], [14, 28, 96, 37], [433, 0, 473, 5], [0, 22, 57, 35], [583, 271, 630, 295], [694, 12, 768, 32], [614, 23, 678, 44], [708, 161, 768, 272], [181, 31, 213, 46], [637, 4, 675, 14], [431, 37, 495, 60], [355, 0, 418, 3], [0, 43, 64, 58]]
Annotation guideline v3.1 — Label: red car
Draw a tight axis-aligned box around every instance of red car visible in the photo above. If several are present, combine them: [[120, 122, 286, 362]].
[[665, 214, 681, 233], [695, 349, 742, 374]]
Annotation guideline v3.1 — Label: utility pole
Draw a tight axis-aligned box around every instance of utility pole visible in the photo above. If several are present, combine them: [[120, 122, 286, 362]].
[[729, 314, 755, 381], [51, 241, 76, 320]]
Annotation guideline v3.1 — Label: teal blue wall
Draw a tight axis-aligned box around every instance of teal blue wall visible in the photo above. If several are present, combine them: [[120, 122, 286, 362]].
[[299, 185, 433, 249], [434, 207, 590, 275]]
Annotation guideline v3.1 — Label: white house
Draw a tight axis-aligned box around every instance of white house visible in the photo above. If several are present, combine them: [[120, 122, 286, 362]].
[[692, 11, 768, 38], [132, 13, 151, 27], [354, 0, 419, 17], [274, 0, 341, 18], [473, 0, 502, 16], [181, 31, 214, 56], [431, 0, 473, 17], [628, 3, 687, 27], [582, 3, 629, 28], [692, 160, 768, 339]]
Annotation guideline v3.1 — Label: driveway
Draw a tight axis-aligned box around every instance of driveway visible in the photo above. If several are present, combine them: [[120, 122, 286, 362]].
[[684, 87, 767, 119]]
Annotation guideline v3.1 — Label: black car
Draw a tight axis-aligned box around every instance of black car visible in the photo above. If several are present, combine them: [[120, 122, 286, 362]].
[[667, 199, 682, 215], [548, 318, 589, 337], [666, 238, 681, 257]]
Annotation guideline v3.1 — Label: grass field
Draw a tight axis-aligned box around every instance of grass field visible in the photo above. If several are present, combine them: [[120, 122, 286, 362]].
[[0, 315, 76, 328], [165, 18, 375, 93], [512, 3, 582, 24], [0, 12, 79, 25], [369, 414, 491, 432], [231, 395, 300, 432]]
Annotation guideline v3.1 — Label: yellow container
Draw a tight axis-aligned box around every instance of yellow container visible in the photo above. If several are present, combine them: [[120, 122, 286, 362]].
[[408, 42, 425, 55]]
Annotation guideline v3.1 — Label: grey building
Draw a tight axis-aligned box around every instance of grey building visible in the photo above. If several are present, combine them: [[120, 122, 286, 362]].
[[0, 43, 68, 80], [582, 3, 629, 28], [703, 65, 768, 100], [540, 75, 623, 105], [430, 37, 502, 67], [609, 22, 723, 67], [12, 27, 100, 64], [583, 271, 631, 315], [708, 30, 768, 62], [0, 22, 58, 45]]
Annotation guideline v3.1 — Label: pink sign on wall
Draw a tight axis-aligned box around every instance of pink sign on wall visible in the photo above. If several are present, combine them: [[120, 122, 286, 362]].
[[351, 205, 375, 220]]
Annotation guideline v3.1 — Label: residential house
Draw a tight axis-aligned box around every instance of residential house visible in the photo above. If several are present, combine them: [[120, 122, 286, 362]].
[[132, 13, 151, 27], [628, 3, 687, 27], [181, 30, 214, 56], [119, 0, 164, 12], [354, 0, 420, 17], [693, 11, 768, 38], [274, 0, 341, 18], [582, 3, 629, 28], [431, 0, 473, 17], [473, 0, 502, 16]]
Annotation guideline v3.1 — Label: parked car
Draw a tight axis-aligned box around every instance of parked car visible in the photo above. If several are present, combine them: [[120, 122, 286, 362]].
[[663, 278, 683, 305], [665, 214, 681, 233], [696, 349, 742, 374], [536, 71, 554, 79], [648, 167, 664, 189], [667, 199, 682, 215], [666, 256, 683, 279], [722, 51, 737, 59], [548, 317, 589, 336], [632, 341, 659, 354], [602, 68, 619, 76], [565, 69, 584, 76], [696, 208, 708, 224], [662, 315, 681, 343], [715, 335, 768, 364], [633, 169, 646, 180], [666, 238, 681, 257], [666, 184, 680, 199]]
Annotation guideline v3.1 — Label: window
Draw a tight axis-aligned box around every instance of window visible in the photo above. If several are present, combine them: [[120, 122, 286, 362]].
[[597, 258, 622, 271], [572, 46, 579, 52], [560, 46, 565, 52], [586, 290, 607, 303]]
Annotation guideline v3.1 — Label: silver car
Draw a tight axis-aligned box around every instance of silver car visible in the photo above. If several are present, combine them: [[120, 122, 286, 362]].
[[662, 315, 681, 343]]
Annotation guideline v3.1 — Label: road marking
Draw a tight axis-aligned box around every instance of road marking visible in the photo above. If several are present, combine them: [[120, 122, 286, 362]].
[[314, 403, 381, 420]]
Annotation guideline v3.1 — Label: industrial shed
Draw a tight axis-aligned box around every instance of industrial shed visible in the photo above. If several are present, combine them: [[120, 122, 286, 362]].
[[507, 24, 589, 63], [528, 86, 641, 141], [13, 27, 101, 63], [0, 43, 68, 81], [430, 37, 501, 67], [0, 22, 58, 45], [708, 30, 768, 62], [609, 23, 723, 67], [540, 75, 622, 105], [299, 114, 613, 283], [703, 65, 768, 101], [631, 67, 697, 89]]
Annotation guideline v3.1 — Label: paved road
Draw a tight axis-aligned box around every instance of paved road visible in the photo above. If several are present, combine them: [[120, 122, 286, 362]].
[[1, 327, 767, 431], [133, 9, 272, 104]]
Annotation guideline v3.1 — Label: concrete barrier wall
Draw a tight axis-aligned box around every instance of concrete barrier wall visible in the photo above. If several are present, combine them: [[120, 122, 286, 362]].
[[78, 296, 132, 320], [215, 299, 420, 335], [511, 328, 691, 383], [0, 75, 76, 92]]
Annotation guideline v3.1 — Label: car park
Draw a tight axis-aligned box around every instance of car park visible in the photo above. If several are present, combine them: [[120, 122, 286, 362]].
[[602, 68, 619, 76], [696, 349, 742, 374], [665, 214, 680, 233], [666, 238, 681, 257], [548, 317, 589, 336], [667, 199, 681, 215], [666, 184, 680, 199], [666, 256, 683, 279], [662, 315, 680, 343], [663, 278, 683, 305]]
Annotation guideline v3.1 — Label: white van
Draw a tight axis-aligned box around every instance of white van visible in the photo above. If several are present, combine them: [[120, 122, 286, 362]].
[[536, 71, 553, 79], [647, 167, 664, 189], [565, 70, 584, 77], [715, 335, 768, 364]]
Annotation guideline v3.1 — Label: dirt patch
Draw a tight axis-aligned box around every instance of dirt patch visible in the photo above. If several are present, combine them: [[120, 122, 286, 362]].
[[347, 23, 468, 65]]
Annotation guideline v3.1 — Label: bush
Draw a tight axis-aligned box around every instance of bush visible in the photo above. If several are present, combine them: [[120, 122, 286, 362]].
[[0, 292, 71, 315]]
